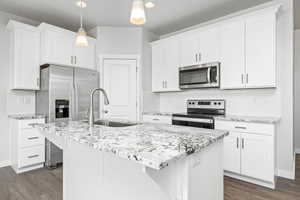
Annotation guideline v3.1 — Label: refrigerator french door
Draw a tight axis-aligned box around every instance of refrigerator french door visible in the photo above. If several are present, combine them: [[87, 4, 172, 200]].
[[36, 64, 99, 168]]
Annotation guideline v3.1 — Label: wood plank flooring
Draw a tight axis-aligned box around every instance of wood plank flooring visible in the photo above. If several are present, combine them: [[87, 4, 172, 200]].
[[0, 155, 299, 200]]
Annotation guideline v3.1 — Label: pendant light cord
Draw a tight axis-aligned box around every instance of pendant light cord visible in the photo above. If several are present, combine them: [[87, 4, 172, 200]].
[[80, 0, 83, 28]]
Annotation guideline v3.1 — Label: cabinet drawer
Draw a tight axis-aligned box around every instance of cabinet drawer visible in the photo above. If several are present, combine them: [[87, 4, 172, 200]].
[[142, 115, 172, 124], [215, 120, 274, 136], [20, 129, 45, 148], [19, 119, 45, 129], [19, 145, 45, 168]]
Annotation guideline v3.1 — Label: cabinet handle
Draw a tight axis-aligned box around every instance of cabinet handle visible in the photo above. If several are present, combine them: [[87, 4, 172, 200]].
[[165, 81, 167, 88], [75, 56, 77, 64], [235, 126, 246, 130], [241, 74, 244, 84], [152, 118, 160, 121], [198, 53, 201, 62], [28, 136, 39, 140], [242, 138, 245, 149], [162, 81, 164, 88], [71, 56, 73, 64], [236, 137, 239, 149], [196, 54, 198, 62], [246, 74, 249, 84], [28, 154, 39, 159]]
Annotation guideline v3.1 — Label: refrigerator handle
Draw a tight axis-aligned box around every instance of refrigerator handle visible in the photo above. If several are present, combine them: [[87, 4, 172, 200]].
[[70, 82, 76, 121], [74, 83, 79, 120]]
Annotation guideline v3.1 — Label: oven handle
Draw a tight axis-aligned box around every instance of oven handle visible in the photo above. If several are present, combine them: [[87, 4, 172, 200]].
[[172, 117, 214, 124]]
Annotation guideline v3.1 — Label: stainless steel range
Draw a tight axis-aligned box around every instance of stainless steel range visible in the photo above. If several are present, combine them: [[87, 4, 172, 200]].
[[172, 99, 225, 129]]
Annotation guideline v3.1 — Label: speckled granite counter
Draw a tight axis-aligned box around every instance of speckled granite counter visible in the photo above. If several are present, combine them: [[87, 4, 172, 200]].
[[214, 115, 280, 124], [33, 120, 228, 170], [142, 112, 173, 116], [8, 114, 46, 120]]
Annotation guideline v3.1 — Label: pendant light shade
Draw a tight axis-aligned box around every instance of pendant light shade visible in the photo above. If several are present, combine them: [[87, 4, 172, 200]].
[[76, 27, 88, 47], [130, 0, 146, 25], [75, 0, 88, 46]]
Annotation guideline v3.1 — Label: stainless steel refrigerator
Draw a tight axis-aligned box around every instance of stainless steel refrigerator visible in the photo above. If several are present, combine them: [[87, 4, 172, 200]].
[[36, 64, 99, 168]]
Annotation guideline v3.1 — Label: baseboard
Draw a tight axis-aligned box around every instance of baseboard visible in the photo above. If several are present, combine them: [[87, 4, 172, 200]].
[[0, 160, 11, 168], [295, 148, 300, 154], [277, 169, 295, 180]]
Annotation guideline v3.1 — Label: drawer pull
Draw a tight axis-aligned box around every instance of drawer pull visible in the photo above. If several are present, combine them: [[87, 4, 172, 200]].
[[28, 137, 39, 140], [152, 118, 160, 121], [28, 154, 39, 159], [236, 137, 239, 149], [235, 126, 247, 130]]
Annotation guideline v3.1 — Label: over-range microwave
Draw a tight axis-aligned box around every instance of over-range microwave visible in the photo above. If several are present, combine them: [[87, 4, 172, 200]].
[[179, 62, 220, 89]]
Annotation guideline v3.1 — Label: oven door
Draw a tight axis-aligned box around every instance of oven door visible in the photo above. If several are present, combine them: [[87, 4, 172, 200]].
[[172, 116, 214, 129], [179, 66, 209, 89]]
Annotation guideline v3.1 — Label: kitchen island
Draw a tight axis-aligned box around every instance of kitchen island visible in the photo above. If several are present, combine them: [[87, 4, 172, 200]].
[[34, 121, 228, 200]]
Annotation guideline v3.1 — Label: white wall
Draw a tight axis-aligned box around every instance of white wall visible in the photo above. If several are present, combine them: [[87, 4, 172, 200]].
[[0, 12, 38, 166], [159, 0, 295, 179], [294, 29, 300, 153]]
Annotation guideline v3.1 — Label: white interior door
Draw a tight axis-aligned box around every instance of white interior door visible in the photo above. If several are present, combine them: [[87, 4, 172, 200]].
[[102, 59, 138, 121]]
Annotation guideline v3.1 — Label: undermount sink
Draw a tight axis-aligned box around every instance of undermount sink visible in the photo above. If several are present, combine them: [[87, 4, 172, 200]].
[[93, 120, 138, 127]]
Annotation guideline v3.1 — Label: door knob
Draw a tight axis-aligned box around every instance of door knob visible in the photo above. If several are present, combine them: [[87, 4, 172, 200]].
[[102, 110, 108, 114]]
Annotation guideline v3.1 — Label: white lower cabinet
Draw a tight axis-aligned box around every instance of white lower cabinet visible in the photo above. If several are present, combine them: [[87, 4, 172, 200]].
[[142, 114, 172, 124], [215, 120, 275, 189], [10, 118, 46, 174]]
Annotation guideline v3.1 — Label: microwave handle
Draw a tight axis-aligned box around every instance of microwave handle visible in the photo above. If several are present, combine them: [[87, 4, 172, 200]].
[[207, 67, 211, 83]]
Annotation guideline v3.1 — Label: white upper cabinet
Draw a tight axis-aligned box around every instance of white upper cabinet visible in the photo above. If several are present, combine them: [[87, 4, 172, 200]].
[[179, 33, 200, 67], [73, 37, 96, 69], [245, 14, 276, 88], [39, 23, 96, 69], [220, 10, 277, 89], [220, 20, 246, 89], [179, 26, 220, 67], [40, 26, 74, 66], [152, 37, 181, 92], [7, 20, 40, 90]]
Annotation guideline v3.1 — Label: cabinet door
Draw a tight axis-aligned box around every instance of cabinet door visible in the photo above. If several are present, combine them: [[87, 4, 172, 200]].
[[223, 131, 241, 174], [220, 20, 246, 89], [152, 43, 165, 92], [241, 133, 274, 182], [245, 14, 276, 88], [13, 28, 40, 90], [199, 26, 220, 64], [42, 30, 74, 66], [179, 33, 199, 67], [164, 38, 180, 91], [73, 37, 96, 69]]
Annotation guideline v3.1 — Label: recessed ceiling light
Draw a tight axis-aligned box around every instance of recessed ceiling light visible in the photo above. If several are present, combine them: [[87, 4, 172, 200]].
[[145, 1, 155, 8], [76, 1, 87, 8]]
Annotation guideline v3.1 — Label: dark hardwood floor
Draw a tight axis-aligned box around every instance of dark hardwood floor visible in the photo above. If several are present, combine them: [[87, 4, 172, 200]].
[[0, 155, 299, 200]]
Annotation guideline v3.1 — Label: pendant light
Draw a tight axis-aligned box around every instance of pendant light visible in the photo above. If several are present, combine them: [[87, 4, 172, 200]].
[[130, 0, 146, 25], [75, 0, 88, 46]]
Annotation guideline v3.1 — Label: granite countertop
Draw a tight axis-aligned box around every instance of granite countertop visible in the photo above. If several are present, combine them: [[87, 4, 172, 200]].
[[33, 120, 228, 170], [214, 115, 280, 124], [142, 112, 173, 116], [8, 114, 46, 120]]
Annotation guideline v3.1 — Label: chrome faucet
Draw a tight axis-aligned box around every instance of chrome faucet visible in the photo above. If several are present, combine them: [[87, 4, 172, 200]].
[[89, 88, 110, 127]]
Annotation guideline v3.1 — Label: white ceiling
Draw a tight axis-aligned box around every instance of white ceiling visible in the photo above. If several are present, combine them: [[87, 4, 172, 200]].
[[0, 0, 273, 35]]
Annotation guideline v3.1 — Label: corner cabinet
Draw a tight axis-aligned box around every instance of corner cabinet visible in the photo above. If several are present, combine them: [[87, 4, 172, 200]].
[[151, 37, 181, 92], [220, 9, 277, 89], [7, 20, 40, 90], [39, 23, 96, 70], [215, 120, 276, 189]]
